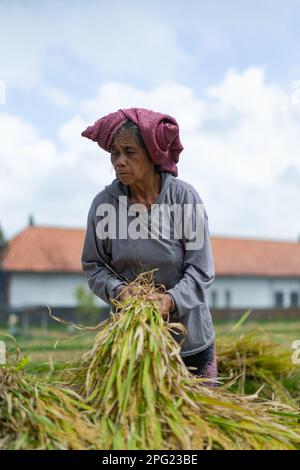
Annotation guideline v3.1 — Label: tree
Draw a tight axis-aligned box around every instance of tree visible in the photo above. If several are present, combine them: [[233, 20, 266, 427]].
[[0, 223, 8, 264], [0, 223, 7, 246], [74, 285, 99, 324]]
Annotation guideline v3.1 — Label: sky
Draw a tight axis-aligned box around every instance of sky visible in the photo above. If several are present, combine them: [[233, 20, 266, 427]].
[[0, 0, 300, 241]]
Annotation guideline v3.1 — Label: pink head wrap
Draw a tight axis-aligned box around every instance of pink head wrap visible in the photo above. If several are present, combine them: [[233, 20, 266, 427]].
[[81, 107, 183, 176]]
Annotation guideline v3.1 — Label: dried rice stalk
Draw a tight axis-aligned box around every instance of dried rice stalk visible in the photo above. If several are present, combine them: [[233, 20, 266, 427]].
[[62, 271, 300, 450], [0, 360, 100, 450], [216, 330, 300, 405]]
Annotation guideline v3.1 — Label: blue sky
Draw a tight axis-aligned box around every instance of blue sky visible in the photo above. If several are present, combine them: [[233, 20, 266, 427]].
[[0, 0, 300, 240]]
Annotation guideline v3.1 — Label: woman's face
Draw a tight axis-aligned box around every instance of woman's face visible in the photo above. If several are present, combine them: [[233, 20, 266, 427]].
[[110, 128, 154, 185]]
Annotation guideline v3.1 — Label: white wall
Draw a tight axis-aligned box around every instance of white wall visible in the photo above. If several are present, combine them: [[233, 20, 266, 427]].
[[9, 272, 105, 308], [207, 276, 300, 308], [9, 272, 300, 309]]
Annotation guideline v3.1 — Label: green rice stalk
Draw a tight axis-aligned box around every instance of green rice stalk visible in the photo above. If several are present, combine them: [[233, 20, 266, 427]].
[[61, 271, 300, 450], [0, 361, 100, 450], [216, 330, 300, 405]]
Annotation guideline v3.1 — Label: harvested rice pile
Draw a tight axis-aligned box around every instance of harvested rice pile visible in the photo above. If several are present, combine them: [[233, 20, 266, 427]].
[[1, 272, 299, 450], [217, 331, 300, 406], [0, 357, 99, 450], [60, 273, 300, 450]]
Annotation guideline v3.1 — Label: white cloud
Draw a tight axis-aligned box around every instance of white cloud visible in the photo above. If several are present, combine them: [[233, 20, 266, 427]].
[[80, 81, 205, 132], [0, 2, 192, 91], [79, 69, 300, 186], [0, 111, 114, 237], [2, 67, 300, 241], [38, 85, 72, 108], [0, 113, 61, 232], [77, 69, 300, 240], [0, 113, 59, 193]]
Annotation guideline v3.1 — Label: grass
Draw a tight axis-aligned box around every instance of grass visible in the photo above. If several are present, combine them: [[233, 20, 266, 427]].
[[217, 330, 300, 404], [1, 284, 299, 450], [0, 361, 100, 449], [215, 320, 300, 348], [1, 320, 299, 370]]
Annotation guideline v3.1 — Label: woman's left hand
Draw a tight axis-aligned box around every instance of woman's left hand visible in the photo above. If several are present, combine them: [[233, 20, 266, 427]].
[[146, 293, 174, 319]]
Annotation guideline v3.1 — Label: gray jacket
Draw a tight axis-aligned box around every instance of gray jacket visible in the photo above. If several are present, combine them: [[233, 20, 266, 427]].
[[81, 171, 216, 356]]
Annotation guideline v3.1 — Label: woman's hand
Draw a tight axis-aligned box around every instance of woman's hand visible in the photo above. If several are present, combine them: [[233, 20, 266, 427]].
[[146, 293, 174, 319], [116, 285, 140, 301]]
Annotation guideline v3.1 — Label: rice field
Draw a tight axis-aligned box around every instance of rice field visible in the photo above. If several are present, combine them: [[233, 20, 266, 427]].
[[0, 276, 300, 450], [1, 320, 299, 374]]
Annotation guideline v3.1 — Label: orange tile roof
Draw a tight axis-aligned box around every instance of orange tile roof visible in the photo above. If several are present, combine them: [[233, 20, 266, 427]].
[[1, 226, 300, 277], [211, 236, 300, 277], [2, 226, 84, 273]]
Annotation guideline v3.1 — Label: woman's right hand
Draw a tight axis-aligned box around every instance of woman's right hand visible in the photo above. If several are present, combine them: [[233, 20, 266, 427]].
[[116, 285, 140, 301]]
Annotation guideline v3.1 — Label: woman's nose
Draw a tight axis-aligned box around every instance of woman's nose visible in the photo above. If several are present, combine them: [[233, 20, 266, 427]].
[[115, 154, 127, 167]]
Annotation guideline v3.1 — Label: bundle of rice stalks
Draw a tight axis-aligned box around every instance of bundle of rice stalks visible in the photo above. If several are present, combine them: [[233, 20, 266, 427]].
[[60, 272, 300, 450], [0, 357, 99, 449], [216, 331, 300, 405]]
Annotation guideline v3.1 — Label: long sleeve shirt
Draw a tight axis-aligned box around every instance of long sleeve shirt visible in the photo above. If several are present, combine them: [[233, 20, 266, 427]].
[[81, 171, 216, 356]]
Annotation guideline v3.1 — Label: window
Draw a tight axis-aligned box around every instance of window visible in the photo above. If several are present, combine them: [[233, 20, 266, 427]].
[[290, 292, 299, 308], [225, 290, 231, 308], [211, 290, 218, 308], [274, 291, 284, 308]]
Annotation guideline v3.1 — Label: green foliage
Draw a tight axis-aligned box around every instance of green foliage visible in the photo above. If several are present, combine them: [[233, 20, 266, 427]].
[[1, 274, 300, 450], [74, 285, 99, 324], [0, 223, 7, 246]]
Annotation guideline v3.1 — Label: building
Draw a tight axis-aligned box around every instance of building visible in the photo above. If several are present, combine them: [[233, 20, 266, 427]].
[[0, 225, 104, 310], [0, 224, 300, 311], [209, 237, 300, 309]]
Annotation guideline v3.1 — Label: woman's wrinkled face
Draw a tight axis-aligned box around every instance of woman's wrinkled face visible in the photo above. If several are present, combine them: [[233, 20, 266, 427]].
[[110, 128, 154, 185]]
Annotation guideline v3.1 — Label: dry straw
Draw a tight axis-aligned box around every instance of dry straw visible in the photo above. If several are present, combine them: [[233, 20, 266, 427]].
[[217, 330, 300, 406], [1, 272, 299, 450], [61, 271, 300, 450], [0, 340, 99, 450]]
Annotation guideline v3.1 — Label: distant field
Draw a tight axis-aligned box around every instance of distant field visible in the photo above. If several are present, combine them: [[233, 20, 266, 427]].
[[1, 319, 300, 374], [215, 320, 300, 347]]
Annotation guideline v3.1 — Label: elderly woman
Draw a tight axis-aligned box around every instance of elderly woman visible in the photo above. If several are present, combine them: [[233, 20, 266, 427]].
[[81, 107, 217, 384]]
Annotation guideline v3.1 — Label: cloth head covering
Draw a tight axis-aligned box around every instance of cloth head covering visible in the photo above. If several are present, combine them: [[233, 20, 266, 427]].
[[81, 107, 183, 177]]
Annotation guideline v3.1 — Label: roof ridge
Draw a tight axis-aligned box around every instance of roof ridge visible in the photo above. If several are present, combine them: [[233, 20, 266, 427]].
[[8, 225, 299, 244], [210, 234, 298, 244]]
